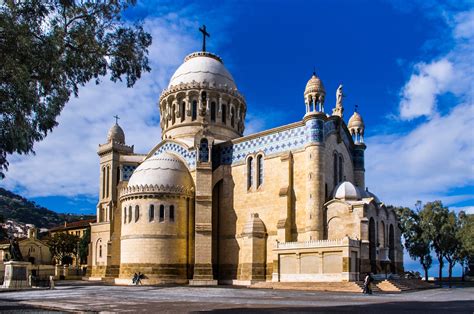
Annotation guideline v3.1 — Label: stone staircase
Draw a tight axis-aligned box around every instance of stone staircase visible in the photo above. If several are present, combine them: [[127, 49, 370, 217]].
[[251, 281, 366, 293], [250, 279, 435, 293]]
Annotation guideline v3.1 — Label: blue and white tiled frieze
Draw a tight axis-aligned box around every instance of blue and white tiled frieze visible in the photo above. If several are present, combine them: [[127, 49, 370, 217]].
[[121, 165, 137, 181], [153, 142, 196, 169], [218, 117, 328, 165]]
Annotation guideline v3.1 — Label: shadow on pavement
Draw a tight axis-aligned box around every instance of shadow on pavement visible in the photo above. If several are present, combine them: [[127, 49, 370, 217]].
[[202, 300, 474, 314]]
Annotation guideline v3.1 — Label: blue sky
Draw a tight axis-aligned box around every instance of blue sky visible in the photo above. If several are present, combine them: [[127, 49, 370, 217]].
[[1, 0, 473, 276]]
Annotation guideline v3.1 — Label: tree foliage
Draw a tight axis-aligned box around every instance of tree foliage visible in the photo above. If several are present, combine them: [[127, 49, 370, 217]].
[[0, 0, 152, 177], [79, 227, 90, 264], [396, 205, 432, 281], [48, 232, 80, 265]]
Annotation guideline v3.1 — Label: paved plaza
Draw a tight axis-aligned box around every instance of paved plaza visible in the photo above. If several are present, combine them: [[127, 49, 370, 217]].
[[0, 281, 473, 313]]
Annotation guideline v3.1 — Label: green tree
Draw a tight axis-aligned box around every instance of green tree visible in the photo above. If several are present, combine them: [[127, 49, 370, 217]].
[[48, 232, 80, 265], [78, 228, 90, 264], [0, 0, 152, 177], [396, 205, 432, 281], [458, 212, 474, 279], [419, 201, 449, 283], [442, 211, 462, 286]]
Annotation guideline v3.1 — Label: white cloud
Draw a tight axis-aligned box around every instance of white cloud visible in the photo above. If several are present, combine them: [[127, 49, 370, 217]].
[[399, 8, 473, 120], [1, 15, 200, 197], [367, 8, 474, 208]]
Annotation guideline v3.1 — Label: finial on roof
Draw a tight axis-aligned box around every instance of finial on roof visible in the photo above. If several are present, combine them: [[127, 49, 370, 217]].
[[113, 115, 120, 125]]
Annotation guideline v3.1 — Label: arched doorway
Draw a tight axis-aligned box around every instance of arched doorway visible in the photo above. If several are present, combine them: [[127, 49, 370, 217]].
[[369, 217, 377, 273], [389, 224, 395, 273]]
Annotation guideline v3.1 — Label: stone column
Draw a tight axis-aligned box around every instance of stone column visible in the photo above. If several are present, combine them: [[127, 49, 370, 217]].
[[190, 141, 217, 285], [276, 152, 293, 242], [304, 114, 325, 240]]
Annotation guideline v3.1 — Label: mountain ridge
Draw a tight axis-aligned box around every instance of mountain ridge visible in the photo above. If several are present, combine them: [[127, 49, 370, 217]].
[[0, 188, 95, 229]]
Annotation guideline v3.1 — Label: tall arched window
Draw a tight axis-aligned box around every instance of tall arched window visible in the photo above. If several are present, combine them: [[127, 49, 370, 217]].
[[222, 104, 227, 124], [102, 167, 106, 199], [159, 205, 165, 222], [338, 155, 343, 183], [106, 166, 110, 198], [192, 100, 197, 121], [180, 102, 185, 122], [257, 155, 264, 188], [123, 207, 127, 224], [333, 153, 338, 187], [171, 104, 176, 125], [199, 138, 209, 162], [231, 107, 235, 127], [211, 102, 216, 122], [116, 166, 120, 185], [135, 205, 139, 222], [128, 206, 132, 223], [247, 157, 254, 190], [149, 205, 155, 222], [99, 244, 102, 258], [169, 205, 175, 222]]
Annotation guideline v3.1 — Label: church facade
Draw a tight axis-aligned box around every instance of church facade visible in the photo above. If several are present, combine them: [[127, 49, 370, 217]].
[[88, 47, 403, 285]]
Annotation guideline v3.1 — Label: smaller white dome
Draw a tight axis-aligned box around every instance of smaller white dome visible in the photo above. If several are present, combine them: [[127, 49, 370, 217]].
[[127, 152, 193, 191], [107, 124, 125, 144], [334, 181, 361, 200]]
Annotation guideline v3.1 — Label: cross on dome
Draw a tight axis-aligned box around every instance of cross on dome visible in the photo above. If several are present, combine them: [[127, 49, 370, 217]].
[[113, 115, 120, 125], [199, 25, 210, 52]]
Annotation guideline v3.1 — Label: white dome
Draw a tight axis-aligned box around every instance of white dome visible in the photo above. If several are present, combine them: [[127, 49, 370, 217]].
[[168, 52, 236, 89], [334, 181, 361, 200], [127, 152, 193, 191]]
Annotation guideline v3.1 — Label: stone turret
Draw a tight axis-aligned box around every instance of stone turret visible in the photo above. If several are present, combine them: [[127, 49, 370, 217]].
[[304, 72, 326, 113]]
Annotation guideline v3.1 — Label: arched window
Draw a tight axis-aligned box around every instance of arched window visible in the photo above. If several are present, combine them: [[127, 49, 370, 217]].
[[222, 104, 227, 124], [231, 107, 235, 127], [247, 157, 254, 190], [180, 102, 185, 122], [338, 155, 343, 183], [116, 166, 120, 185], [149, 204, 155, 222], [333, 153, 338, 187], [135, 205, 139, 222], [211, 102, 216, 122], [159, 205, 165, 222], [123, 207, 127, 224], [257, 155, 264, 188], [169, 205, 175, 222], [199, 138, 209, 162], [192, 100, 197, 121], [102, 167, 106, 199], [172, 104, 176, 125], [106, 166, 110, 198], [99, 245, 102, 258], [128, 206, 132, 223]]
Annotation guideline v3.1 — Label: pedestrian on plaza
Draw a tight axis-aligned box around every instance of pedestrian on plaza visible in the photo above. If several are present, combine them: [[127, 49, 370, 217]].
[[363, 273, 373, 294]]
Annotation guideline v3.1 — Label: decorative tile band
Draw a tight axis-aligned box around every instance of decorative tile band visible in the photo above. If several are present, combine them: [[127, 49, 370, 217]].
[[122, 165, 137, 181], [153, 142, 196, 169]]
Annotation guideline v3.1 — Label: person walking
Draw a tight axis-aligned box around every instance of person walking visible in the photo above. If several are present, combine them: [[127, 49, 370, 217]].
[[363, 273, 373, 294]]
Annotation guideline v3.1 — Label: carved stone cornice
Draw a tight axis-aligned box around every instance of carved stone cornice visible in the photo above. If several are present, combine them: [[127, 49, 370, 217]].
[[119, 184, 194, 200]]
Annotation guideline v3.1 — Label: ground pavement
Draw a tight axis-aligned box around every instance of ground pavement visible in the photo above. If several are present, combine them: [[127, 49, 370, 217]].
[[0, 281, 473, 313]]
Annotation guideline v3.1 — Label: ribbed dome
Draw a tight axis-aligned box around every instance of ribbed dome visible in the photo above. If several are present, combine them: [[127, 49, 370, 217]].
[[304, 74, 325, 95], [361, 188, 381, 204], [107, 124, 125, 144], [348, 111, 364, 129], [168, 52, 236, 90], [127, 152, 193, 191], [334, 181, 361, 200]]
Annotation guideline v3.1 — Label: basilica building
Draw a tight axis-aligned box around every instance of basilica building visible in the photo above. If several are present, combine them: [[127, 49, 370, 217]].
[[88, 39, 403, 285]]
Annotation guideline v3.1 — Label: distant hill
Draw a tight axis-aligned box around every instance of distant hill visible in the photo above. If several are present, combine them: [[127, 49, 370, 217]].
[[0, 188, 95, 229]]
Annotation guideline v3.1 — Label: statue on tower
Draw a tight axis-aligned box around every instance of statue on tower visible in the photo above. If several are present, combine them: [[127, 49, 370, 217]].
[[332, 84, 344, 118]]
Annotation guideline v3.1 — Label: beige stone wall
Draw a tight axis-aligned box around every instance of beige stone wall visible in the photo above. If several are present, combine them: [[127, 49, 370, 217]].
[[119, 196, 192, 280], [90, 222, 110, 277]]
